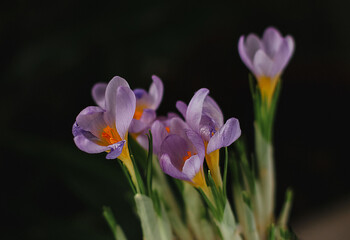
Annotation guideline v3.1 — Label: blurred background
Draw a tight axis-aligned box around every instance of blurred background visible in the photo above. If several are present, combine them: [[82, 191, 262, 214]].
[[1, 0, 349, 239]]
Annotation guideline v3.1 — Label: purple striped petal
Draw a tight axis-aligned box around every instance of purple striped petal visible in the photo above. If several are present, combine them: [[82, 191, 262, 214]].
[[169, 117, 190, 140], [176, 101, 188, 119], [186, 88, 209, 132], [74, 133, 109, 154], [185, 129, 205, 160], [151, 120, 169, 155], [92, 83, 107, 108], [76, 106, 106, 137], [113, 86, 136, 138], [106, 140, 126, 159], [207, 118, 241, 154], [160, 134, 189, 170], [182, 155, 202, 180], [159, 153, 191, 181], [72, 122, 82, 137], [129, 109, 156, 133], [104, 76, 130, 129], [149, 75, 164, 109], [203, 96, 224, 128]]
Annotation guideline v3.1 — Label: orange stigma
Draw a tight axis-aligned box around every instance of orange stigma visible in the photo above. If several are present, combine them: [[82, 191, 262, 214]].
[[101, 126, 122, 145], [165, 126, 170, 133]]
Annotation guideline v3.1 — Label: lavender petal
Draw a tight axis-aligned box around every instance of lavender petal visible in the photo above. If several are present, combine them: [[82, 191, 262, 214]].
[[207, 118, 241, 154], [186, 88, 209, 132], [92, 83, 107, 108], [106, 140, 126, 159], [149, 75, 164, 109]]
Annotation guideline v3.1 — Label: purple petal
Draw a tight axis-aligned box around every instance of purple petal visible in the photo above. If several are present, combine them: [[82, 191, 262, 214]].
[[169, 117, 190, 140], [270, 36, 295, 76], [104, 76, 130, 129], [159, 153, 191, 181], [72, 122, 82, 137], [74, 134, 109, 154], [151, 120, 169, 155], [207, 118, 241, 154], [92, 83, 107, 108], [185, 129, 205, 160], [134, 88, 148, 99], [238, 34, 262, 74], [186, 88, 209, 132], [176, 101, 188, 119], [106, 140, 126, 159], [129, 109, 156, 133], [76, 106, 106, 137], [113, 86, 136, 138], [253, 49, 275, 77], [160, 134, 190, 170], [182, 155, 202, 180], [136, 134, 149, 151], [238, 36, 253, 72], [203, 96, 224, 128], [262, 27, 283, 58], [149, 75, 164, 109]]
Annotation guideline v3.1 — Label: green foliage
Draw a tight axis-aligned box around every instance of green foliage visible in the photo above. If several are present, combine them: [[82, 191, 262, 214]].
[[102, 206, 127, 240]]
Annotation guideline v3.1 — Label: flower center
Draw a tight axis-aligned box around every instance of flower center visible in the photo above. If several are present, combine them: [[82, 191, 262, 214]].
[[183, 151, 195, 163], [133, 106, 145, 120], [101, 126, 122, 145], [165, 126, 170, 133]]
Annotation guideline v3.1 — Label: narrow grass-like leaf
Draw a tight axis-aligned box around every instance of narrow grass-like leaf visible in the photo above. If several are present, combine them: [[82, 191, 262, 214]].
[[197, 187, 219, 220], [223, 147, 229, 197], [128, 140, 146, 194], [268, 224, 275, 240], [146, 131, 153, 197], [117, 160, 136, 194], [278, 188, 293, 229], [208, 171, 224, 218], [102, 206, 127, 240]]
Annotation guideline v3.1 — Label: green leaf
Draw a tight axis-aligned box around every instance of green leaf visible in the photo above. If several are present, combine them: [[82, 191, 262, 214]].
[[184, 184, 215, 240], [223, 147, 229, 197], [102, 206, 127, 240], [134, 194, 162, 240], [242, 198, 259, 240], [146, 131, 153, 197], [268, 224, 275, 240], [278, 188, 293, 229], [128, 141, 146, 194], [117, 160, 136, 195], [216, 201, 241, 240]]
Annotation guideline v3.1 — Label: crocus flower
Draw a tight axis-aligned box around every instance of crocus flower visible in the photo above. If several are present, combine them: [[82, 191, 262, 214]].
[[73, 76, 139, 190], [129, 75, 164, 134], [158, 117, 210, 195], [238, 27, 294, 103], [92, 75, 164, 145], [176, 88, 241, 187]]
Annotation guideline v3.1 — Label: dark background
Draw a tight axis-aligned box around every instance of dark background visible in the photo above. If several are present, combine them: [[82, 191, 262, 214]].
[[1, 1, 349, 239]]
